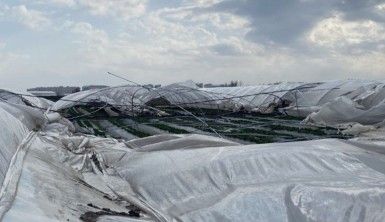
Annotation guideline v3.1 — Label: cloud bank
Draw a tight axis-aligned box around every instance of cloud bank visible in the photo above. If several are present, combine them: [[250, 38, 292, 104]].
[[0, 0, 384, 90]]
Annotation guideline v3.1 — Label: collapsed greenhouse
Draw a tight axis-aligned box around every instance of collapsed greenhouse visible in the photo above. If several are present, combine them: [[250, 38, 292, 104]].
[[2, 80, 385, 221]]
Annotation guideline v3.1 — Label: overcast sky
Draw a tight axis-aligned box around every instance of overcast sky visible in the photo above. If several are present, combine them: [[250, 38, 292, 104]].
[[1, 0, 385, 90]]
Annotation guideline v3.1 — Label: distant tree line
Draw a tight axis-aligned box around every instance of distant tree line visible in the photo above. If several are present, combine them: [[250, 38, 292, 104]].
[[196, 80, 242, 88]]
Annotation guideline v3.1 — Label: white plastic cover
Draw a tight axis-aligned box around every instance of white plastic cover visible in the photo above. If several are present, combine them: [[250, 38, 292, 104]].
[[53, 81, 310, 114], [202, 82, 308, 112], [110, 138, 385, 222], [6, 80, 385, 221], [53, 81, 237, 113], [52, 85, 149, 114], [0, 101, 44, 187], [2, 100, 385, 221], [142, 81, 233, 110], [52, 79, 385, 129], [52, 80, 385, 121], [0, 89, 52, 110], [305, 83, 385, 127], [285, 80, 382, 117]]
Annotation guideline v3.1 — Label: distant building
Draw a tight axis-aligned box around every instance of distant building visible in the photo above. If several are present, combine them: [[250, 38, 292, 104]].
[[28, 91, 57, 97], [27, 86, 80, 96], [82, 85, 109, 91]]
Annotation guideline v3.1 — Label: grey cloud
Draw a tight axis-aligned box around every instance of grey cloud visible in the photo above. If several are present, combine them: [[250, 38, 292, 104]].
[[336, 0, 385, 22], [204, 0, 385, 45], [210, 43, 242, 56], [147, 0, 184, 10]]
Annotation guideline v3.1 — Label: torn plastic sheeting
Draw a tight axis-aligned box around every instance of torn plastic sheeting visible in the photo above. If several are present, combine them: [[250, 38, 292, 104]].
[[0, 102, 45, 130], [0, 119, 155, 221], [84, 134, 241, 169], [305, 85, 385, 127], [0, 102, 44, 185], [52, 85, 148, 113], [1, 130, 241, 221], [142, 81, 233, 110], [2, 133, 134, 222], [202, 82, 307, 112], [53, 81, 310, 114], [112, 139, 385, 222], [127, 134, 239, 152], [354, 83, 385, 108], [51, 80, 385, 119], [292, 80, 380, 107], [0, 89, 52, 110], [306, 97, 371, 126], [2, 109, 385, 221], [285, 80, 383, 117], [0, 101, 48, 219], [52, 81, 239, 114], [124, 134, 185, 148]]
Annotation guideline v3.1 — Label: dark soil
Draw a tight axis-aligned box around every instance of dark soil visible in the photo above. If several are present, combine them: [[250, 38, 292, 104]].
[[80, 204, 140, 222]]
